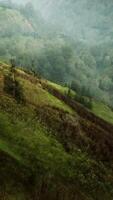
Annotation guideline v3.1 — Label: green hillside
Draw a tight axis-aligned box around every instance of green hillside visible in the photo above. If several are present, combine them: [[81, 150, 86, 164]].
[[0, 2, 113, 200], [0, 63, 113, 200]]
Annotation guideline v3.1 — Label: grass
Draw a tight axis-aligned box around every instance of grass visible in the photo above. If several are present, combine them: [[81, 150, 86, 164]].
[[0, 111, 111, 194], [46, 80, 113, 125], [0, 63, 75, 116], [92, 101, 113, 124], [0, 111, 71, 175], [0, 138, 22, 162], [1, 64, 113, 124], [19, 78, 75, 114], [0, 64, 113, 199], [47, 81, 76, 98]]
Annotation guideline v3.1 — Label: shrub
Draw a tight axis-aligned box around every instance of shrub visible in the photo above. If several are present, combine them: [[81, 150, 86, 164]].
[[4, 74, 25, 104]]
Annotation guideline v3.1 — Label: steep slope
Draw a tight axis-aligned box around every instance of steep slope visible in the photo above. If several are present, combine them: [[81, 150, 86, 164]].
[[0, 62, 113, 200]]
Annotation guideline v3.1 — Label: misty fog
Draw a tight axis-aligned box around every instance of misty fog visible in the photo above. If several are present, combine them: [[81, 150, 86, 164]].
[[0, 0, 113, 107], [12, 0, 113, 43]]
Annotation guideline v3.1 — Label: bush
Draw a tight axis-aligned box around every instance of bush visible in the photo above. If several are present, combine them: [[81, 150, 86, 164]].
[[4, 74, 14, 95], [4, 74, 25, 104]]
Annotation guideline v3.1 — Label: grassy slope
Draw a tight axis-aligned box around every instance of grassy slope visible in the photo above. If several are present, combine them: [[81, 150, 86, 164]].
[[19, 78, 74, 114], [0, 63, 113, 200], [47, 79, 113, 124], [17, 69, 113, 125], [92, 101, 113, 124], [47, 81, 76, 97]]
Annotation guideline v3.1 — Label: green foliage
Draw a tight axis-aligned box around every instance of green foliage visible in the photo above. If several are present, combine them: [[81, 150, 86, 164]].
[[4, 74, 14, 95], [71, 81, 92, 109], [4, 73, 25, 104], [14, 79, 25, 103], [10, 58, 16, 70]]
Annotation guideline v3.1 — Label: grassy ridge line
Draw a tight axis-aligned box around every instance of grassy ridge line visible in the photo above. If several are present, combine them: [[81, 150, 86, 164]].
[[42, 81, 113, 132], [15, 70, 75, 114], [1, 63, 113, 125], [47, 81, 76, 97], [92, 101, 113, 124], [46, 80, 113, 124], [0, 65, 75, 114]]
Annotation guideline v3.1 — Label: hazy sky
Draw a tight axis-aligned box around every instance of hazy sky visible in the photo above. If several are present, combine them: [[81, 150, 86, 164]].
[[12, 0, 29, 4]]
